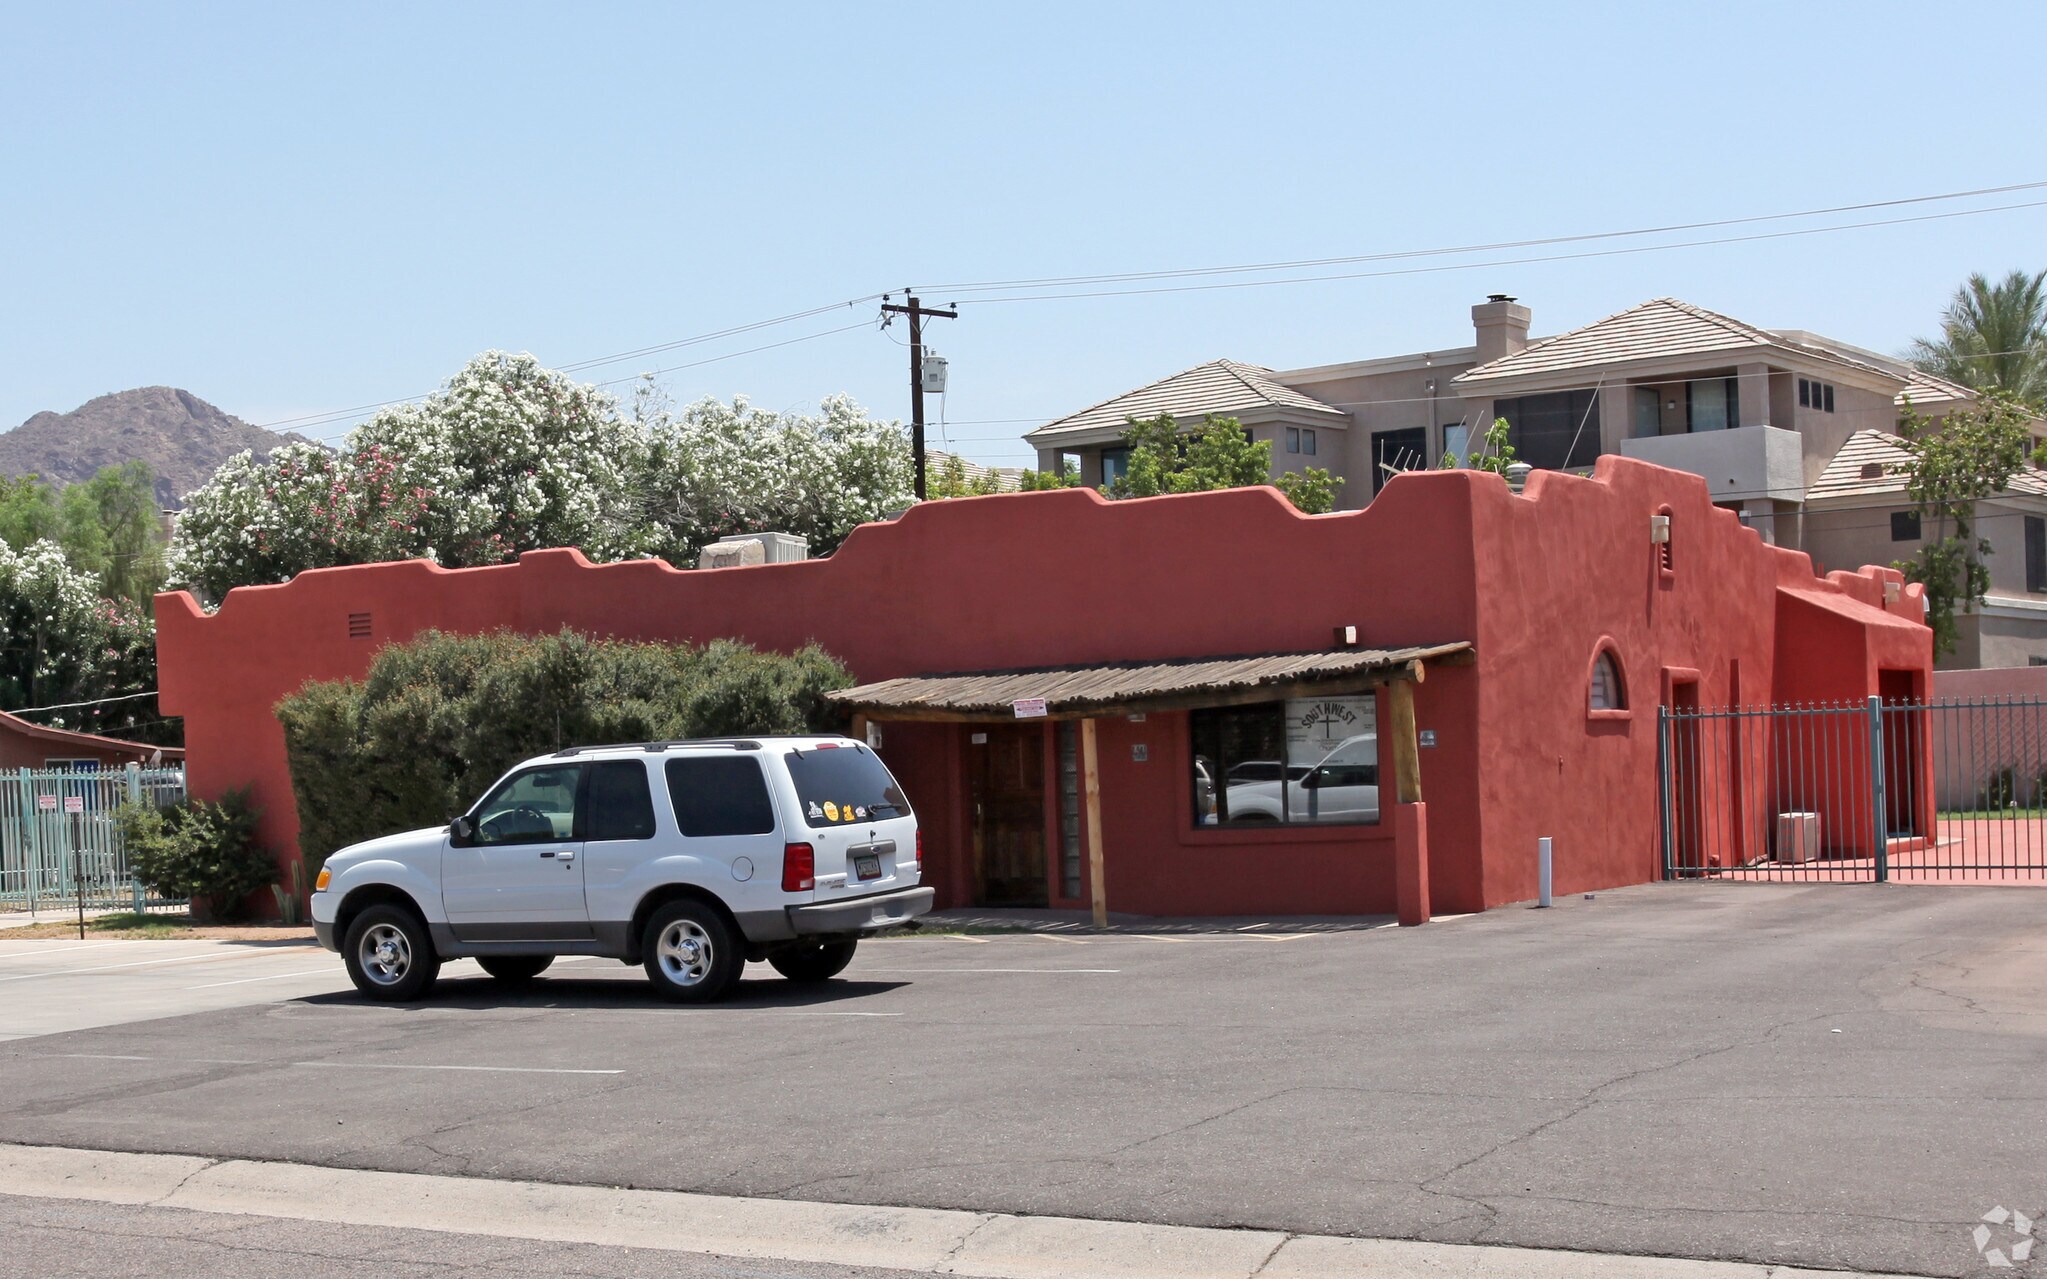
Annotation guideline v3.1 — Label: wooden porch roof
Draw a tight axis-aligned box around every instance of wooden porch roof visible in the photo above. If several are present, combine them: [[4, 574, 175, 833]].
[[825, 642, 1473, 723]]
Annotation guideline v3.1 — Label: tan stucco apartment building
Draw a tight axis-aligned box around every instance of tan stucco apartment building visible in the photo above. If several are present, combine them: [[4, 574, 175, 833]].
[[1026, 295, 2047, 668]]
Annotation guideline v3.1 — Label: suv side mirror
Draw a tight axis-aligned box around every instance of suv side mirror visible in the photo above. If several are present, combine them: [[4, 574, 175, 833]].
[[450, 815, 476, 845]]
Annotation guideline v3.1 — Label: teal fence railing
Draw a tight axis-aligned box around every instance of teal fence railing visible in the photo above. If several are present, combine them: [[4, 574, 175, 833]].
[[0, 765, 187, 913]]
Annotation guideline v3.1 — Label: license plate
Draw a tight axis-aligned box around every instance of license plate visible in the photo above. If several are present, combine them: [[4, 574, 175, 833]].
[[854, 854, 882, 880]]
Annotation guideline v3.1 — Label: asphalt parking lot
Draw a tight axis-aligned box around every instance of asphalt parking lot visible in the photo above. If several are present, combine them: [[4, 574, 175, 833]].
[[1, 883, 2042, 1278]]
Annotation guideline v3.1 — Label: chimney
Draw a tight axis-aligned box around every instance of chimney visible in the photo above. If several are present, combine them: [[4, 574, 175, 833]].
[[1472, 294, 1532, 364]]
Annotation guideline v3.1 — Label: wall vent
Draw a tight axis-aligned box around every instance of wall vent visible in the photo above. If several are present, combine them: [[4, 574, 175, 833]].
[[347, 612, 372, 639]]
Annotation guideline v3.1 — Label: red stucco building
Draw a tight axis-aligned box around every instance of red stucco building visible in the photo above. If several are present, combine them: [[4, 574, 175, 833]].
[[155, 456, 1930, 920]]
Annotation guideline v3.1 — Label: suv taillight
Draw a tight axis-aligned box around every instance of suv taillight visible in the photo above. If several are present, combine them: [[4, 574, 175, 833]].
[[915, 829, 924, 867], [782, 843, 815, 892]]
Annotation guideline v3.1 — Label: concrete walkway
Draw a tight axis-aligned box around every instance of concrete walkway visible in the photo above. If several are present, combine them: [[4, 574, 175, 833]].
[[0, 1142, 1924, 1279]]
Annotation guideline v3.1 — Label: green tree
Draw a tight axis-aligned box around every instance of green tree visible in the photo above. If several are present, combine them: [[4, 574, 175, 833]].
[[926, 453, 1006, 498], [1909, 269, 2047, 407], [0, 463, 167, 605], [1016, 461, 1081, 490], [1892, 393, 2035, 656], [1107, 413, 1342, 513], [1437, 417, 1519, 476]]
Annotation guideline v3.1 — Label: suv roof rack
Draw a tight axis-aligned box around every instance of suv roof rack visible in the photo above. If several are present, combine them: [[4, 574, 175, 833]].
[[554, 738, 765, 758]]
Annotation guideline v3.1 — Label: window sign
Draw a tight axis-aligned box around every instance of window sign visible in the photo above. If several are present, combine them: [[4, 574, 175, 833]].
[[1190, 697, 1379, 828]]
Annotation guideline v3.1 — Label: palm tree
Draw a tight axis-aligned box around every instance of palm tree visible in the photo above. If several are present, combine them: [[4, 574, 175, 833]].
[[1909, 269, 2047, 407]]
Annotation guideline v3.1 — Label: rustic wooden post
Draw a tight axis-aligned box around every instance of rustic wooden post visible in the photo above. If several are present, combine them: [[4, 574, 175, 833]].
[[1389, 666, 1423, 804], [850, 713, 869, 747], [1081, 717, 1107, 927]]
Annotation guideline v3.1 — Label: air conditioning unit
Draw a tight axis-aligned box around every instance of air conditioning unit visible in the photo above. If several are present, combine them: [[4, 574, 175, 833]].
[[1774, 812, 1820, 864]]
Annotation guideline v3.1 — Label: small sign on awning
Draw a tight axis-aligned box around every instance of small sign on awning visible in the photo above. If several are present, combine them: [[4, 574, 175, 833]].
[[1012, 697, 1048, 719]]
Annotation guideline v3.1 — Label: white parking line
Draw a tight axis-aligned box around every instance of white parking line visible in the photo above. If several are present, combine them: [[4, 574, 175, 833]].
[[294, 1061, 622, 1076], [858, 967, 1119, 974], [939, 933, 991, 944], [0, 948, 317, 982], [29, 1052, 619, 1076], [0, 941, 133, 962], [1026, 932, 1088, 944], [186, 968, 340, 990]]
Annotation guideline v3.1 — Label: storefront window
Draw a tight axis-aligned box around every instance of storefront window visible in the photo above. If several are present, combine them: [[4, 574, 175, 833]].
[[1190, 696, 1380, 827]]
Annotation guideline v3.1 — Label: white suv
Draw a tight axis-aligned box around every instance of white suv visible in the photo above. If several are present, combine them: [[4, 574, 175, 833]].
[[309, 737, 932, 1002]]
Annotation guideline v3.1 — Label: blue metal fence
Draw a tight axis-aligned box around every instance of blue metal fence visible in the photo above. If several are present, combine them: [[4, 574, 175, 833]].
[[0, 764, 187, 913]]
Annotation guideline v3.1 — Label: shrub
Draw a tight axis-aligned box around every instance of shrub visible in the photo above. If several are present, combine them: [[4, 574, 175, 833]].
[[117, 789, 275, 921], [275, 628, 854, 870]]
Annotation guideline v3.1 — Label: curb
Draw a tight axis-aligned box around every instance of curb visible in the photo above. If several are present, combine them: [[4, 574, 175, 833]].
[[0, 1142, 1927, 1279]]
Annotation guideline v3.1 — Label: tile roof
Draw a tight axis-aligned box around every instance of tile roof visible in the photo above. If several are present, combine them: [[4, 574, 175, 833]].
[[1454, 298, 1894, 386], [1767, 329, 1978, 410], [826, 642, 1474, 720], [1026, 359, 1346, 442], [926, 449, 1024, 492], [1808, 428, 2047, 501]]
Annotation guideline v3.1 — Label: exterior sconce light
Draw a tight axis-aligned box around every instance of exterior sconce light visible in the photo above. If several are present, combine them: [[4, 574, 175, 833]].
[[1334, 624, 1360, 648], [1650, 514, 1672, 544], [1506, 461, 1532, 493], [1884, 581, 1902, 604]]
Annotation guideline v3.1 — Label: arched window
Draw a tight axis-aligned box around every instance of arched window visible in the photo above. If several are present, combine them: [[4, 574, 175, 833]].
[[1590, 650, 1627, 711]]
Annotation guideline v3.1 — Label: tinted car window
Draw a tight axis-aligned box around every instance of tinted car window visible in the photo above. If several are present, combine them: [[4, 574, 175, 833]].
[[585, 761, 657, 841], [472, 765, 580, 845], [665, 757, 775, 837], [785, 744, 911, 827]]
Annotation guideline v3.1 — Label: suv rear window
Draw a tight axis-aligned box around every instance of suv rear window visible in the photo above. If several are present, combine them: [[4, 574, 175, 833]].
[[665, 756, 776, 837], [785, 744, 911, 827]]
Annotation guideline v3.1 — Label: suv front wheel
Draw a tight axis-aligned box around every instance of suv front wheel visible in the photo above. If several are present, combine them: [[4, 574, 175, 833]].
[[343, 904, 441, 1001], [642, 900, 743, 1002]]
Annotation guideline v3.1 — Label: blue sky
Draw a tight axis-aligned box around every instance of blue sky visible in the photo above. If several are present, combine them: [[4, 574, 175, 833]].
[[4, 1, 2043, 469]]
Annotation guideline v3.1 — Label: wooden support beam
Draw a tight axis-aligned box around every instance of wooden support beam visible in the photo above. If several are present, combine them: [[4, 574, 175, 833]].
[[1389, 678, 1422, 805], [850, 713, 868, 746], [1081, 716, 1107, 928]]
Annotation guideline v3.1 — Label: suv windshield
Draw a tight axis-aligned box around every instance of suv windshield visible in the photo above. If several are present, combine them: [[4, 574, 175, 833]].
[[785, 744, 911, 828]]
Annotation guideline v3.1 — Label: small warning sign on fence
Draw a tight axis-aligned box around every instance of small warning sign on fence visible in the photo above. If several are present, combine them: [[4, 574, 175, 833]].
[[35, 794, 56, 811], [62, 795, 83, 814]]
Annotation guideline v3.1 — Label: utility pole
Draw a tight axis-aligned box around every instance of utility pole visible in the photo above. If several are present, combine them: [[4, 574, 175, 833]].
[[881, 293, 957, 500]]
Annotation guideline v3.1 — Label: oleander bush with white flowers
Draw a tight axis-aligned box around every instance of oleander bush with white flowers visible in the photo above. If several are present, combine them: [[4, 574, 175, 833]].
[[167, 353, 923, 602], [0, 538, 160, 737]]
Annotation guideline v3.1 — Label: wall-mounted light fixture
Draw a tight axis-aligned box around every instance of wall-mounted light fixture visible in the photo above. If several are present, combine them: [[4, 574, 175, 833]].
[[1884, 581, 1902, 604], [1650, 514, 1672, 544]]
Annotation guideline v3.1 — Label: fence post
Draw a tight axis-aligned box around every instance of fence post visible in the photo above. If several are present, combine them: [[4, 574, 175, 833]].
[[1537, 837, 1553, 907], [1657, 707, 1675, 880], [1868, 695, 1889, 883], [125, 761, 141, 805], [20, 768, 39, 915]]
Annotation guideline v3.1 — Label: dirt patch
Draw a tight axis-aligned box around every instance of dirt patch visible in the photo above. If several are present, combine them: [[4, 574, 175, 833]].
[[2, 918, 314, 943]]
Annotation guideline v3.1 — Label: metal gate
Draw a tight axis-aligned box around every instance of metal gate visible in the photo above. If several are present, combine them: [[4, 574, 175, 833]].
[[0, 765, 188, 912], [1659, 696, 2047, 882]]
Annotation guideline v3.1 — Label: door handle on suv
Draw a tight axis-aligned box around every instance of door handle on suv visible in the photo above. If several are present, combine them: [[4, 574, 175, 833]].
[[540, 848, 576, 862]]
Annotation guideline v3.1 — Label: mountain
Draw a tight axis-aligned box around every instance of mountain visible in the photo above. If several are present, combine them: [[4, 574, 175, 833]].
[[0, 386, 311, 507]]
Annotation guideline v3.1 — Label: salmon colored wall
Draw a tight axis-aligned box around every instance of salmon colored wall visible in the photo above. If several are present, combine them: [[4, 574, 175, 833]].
[[155, 459, 1927, 917]]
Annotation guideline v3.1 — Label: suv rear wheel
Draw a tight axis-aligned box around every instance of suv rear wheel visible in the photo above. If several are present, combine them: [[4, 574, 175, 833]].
[[768, 940, 857, 983], [642, 900, 743, 1002], [343, 904, 440, 1001], [477, 956, 553, 984]]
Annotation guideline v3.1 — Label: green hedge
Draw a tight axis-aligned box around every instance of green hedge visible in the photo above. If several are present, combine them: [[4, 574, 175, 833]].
[[275, 629, 853, 870]]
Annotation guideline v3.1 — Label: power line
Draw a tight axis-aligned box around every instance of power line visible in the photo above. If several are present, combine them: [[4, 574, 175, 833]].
[[922, 181, 2047, 296], [944, 199, 2047, 307], [7, 689, 159, 716]]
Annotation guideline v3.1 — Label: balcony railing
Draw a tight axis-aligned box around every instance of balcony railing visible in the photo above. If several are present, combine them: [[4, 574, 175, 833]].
[[1619, 425, 1804, 503]]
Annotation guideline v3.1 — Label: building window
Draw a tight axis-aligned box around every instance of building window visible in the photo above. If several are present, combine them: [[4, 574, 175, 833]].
[[1443, 422, 1470, 465], [1057, 723, 1082, 898], [1891, 511, 1922, 542], [1799, 378, 1837, 413], [1301, 428, 1316, 457], [1100, 446, 1131, 490], [1686, 377, 1739, 432], [1492, 390, 1601, 470], [2028, 516, 2047, 593], [1590, 651, 1626, 711], [1633, 387, 1661, 437], [1190, 697, 1379, 827], [1285, 428, 1300, 454]]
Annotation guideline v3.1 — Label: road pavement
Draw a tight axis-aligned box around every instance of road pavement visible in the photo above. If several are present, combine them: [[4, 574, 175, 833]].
[[0, 883, 2041, 1277]]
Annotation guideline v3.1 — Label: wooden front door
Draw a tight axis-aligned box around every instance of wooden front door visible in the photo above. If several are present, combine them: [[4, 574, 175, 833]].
[[970, 725, 1049, 906]]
